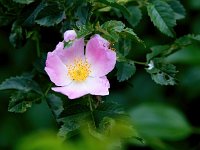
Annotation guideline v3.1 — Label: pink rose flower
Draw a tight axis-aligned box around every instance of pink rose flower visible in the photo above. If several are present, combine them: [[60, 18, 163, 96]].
[[45, 30, 116, 99]]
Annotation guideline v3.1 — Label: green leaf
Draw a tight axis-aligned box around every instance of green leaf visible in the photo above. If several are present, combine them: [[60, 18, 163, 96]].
[[46, 94, 64, 118], [99, 117, 138, 139], [124, 6, 142, 27], [95, 102, 125, 117], [147, 45, 170, 61], [187, 34, 200, 41], [175, 34, 200, 46], [116, 62, 136, 82], [146, 59, 177, 85], [76, 24, 94, 38], [166, 0, 186, 20], [98, 0, 130, 17], [147, 34, 200, 62], [9, 21, 23, 48], [99, 20, 143, 45], [93, 101, 126, 127], [58, 119, 81, 139], [147, 0, 176, 37], [57, 98, 90, 139], [121, 28, 144, 45], [35, 2, 65, 27], [130, 103, 192, 140], [75, 2, 90, 27], [115, 39, 132, 57], [8, 91, 39, 113], [13, 0, 34, 4], [100, 20, 125, 42], [23, 0, 46, 26], [0, 0, 23, 26], [57, 97, 126, 139], [0, 73, 42, 94], [101, 20, 125, 32]]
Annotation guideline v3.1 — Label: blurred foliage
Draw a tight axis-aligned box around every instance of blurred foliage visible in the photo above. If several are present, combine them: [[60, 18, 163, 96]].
[[0, 0, 200, 150]]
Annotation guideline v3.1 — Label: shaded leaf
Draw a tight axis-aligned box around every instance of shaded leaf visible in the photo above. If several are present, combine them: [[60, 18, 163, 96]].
[[98, 0, 130, 17], [147, 34, 200, 63], [13, 0, 34, 4], [167, 0, 186, 20], [58, 119, 81, 139], [147, 0, 176, 37], [93, 101, 126, 127], [0, 73, 42, 94], [130, 103, 192, 140], [23, 0, 46, 26], [99, 117, 138, 139], [175, 34, 200, 46], [8, 91, 39, 113], [147, 45, 170, 62], [9, 21, 23, 48], [75, 2, 90, 27], [46, 94, 64, 118], [121, 28, 144, 45], [116, 62, 136, 82], [57, 97, 126, 140], [146, 58, 177, 85], [35, 2, 65, 27], [58, 112, 90, 139], [0, 0, 23, 26], [124, 6, 142, 27], [115, 39, 132, 57], [57, 98, 90, 139]]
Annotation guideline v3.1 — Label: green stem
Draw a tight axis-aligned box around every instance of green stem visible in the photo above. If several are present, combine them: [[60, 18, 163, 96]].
[[133, 60, 147, 66], [44, 83, 59, 126], [44, 83, 52, 96], [117, 57, 147, 66], [88, 95, 96, 129]]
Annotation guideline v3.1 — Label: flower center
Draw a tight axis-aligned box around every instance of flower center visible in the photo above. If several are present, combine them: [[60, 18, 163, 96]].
[[67, 58, 91, 82]]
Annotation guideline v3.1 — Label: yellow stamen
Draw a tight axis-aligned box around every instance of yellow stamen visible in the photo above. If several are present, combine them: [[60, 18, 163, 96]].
[[67, 58, 91, 82]]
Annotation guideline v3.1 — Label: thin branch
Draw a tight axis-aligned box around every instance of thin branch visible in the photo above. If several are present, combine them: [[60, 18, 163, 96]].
[[88, 95, 96, 129]]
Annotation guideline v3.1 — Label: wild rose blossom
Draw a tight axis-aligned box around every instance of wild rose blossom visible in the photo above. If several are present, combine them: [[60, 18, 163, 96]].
[[45, 30, 116, 99]]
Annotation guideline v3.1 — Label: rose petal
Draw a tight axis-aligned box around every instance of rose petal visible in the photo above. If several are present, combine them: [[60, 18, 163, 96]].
[[86, 76, 110, 95], [52, 76, 110, 99], [64, 30, 77, 42], [53, 42, 64, 53], [52, 82, 88, 99], [45, 52, 72, 86], [86, 34, 116, 77], [56, 38, 85, 65]]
